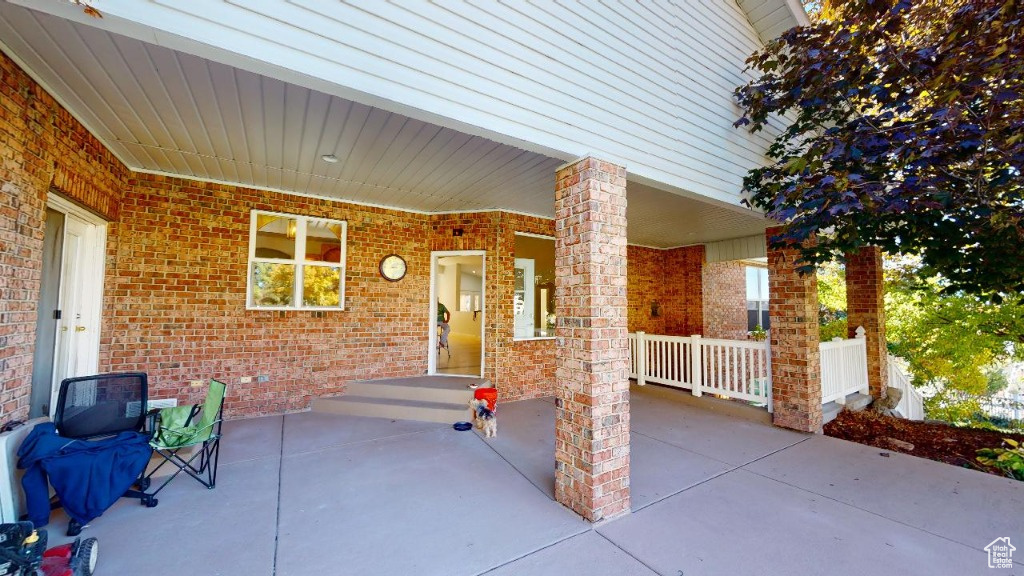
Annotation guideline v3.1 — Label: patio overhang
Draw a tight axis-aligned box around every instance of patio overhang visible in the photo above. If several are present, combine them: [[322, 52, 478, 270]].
[[0, 0, 771, 248], [0, 0, 868, 527]]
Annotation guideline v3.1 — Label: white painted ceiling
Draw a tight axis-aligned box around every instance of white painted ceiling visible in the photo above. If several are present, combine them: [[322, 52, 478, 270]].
[[0, 2, 768, 247]]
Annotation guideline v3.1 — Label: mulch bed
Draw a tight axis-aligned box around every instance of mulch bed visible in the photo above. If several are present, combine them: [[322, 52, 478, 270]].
[[824, 410, 1024, 479]]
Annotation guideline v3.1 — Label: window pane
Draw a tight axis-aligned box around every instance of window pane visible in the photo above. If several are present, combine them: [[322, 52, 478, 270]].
[[303, 265, 341, 307], [514, 234, 555, 337], [748, 309, 759, 332], [251, 262, 295, 307], [513, 259, 534, 338], [305, 220, 343, 263], [746, 267, 759, 300], [254, 214, 296, 259]]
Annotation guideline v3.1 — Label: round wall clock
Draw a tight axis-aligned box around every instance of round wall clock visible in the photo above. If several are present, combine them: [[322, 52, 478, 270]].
[[379, 254, 407, 281]]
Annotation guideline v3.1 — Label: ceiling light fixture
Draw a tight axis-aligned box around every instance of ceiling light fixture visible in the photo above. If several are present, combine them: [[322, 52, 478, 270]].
[[321, 154, 339, 163]]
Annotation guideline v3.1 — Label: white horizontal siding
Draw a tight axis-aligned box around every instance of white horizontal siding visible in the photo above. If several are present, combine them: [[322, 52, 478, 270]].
[[705, 235, 767, 262], [11, 0, 780, 206]]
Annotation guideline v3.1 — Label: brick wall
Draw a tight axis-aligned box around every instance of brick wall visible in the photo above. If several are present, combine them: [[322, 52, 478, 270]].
[[428, 211, 557, 402], [662, 245, 704, 336], [104, 174, 432, 416], [490, 212, 557, 401], [103, 197, 562, 417], [626, 245, 666, 334], [0, 50, 128, 421], [702, 260, 748, 340]]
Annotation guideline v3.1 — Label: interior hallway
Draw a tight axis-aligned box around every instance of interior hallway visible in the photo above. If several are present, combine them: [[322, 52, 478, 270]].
[[436, 332, 482, 376]]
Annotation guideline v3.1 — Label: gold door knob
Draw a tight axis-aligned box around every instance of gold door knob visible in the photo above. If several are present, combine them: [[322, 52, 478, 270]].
[[75, 326, 87, 332]]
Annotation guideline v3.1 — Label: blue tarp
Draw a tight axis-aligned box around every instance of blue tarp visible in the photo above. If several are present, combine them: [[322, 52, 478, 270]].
[[17, 422, 152, 527]]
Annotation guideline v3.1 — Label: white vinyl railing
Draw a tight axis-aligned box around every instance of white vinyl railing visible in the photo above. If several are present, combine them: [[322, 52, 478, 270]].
[[700, 337, 772, 409], [629, 332, 772, 411], [629, 328, 880, 414], [819, 326, 869, 405], [887, 354, 924, 420]]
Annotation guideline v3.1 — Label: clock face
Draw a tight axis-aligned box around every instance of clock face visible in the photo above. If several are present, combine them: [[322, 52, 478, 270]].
[[379, 254, 407, 281]]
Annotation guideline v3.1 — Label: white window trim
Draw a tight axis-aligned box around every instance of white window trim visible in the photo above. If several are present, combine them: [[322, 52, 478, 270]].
[[513, 232, 557, 341], [246, 209, 347, 311]]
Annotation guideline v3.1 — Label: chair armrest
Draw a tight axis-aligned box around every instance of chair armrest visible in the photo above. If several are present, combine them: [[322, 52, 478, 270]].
[[145, 408, 164, 439]]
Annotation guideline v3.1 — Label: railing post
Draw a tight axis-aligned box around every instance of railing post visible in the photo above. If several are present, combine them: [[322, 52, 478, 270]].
[[765, 339, 773, 413], [854, 326, 869, 395], [690, 334, 702, 397], [636, 331, 646, 386]]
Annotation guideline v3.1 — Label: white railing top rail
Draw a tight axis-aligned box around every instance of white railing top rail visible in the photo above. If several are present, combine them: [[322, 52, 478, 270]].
[[819, 326, 866, 348], [629, 332, 692, 343], [698, 336, 769, 350]]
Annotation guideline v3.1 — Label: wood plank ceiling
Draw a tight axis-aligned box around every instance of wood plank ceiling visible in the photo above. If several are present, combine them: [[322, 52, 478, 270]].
[[0, 2, 768, 247]]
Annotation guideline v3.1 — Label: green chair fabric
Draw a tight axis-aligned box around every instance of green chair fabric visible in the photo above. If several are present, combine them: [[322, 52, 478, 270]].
[[143, 379, 226, 498], [151, 380, 226, 449]]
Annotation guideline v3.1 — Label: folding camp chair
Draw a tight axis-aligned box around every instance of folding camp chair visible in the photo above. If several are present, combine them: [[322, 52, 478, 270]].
[[143, 380, 226, 500]]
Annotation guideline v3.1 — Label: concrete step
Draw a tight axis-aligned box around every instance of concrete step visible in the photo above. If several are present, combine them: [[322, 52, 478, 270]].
[[346, 379, 482, 403], [844, 392, 874, 411], [312, 395, 473, 424], [823, 392, 875, 426], [823, 402, 842, 425]]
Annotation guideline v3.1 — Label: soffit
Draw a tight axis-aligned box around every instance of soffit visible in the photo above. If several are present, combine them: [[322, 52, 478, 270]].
[[735, 0, 810, 44], [0, 1, 769, 248]]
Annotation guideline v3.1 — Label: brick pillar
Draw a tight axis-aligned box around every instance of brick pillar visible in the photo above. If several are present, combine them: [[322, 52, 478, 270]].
[[767, 228, 822, 432], [846, 246, 887, 398], [553, 157, 630, 522]]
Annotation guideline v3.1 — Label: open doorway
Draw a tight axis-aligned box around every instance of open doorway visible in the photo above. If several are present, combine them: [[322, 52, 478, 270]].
[[29, 194, 107, 418], [429, 251, 485, 377]]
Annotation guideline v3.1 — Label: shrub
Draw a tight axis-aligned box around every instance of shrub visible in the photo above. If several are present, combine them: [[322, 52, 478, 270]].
[[977, 439, 1024, 481]]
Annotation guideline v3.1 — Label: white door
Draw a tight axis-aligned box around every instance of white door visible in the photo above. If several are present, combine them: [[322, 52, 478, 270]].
[[514, 258, 535, 339], [50, 215, 93, 412]]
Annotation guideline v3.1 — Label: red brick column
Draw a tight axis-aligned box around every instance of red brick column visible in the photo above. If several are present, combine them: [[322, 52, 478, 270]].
[[767, 228, 822, 432], [846, 246, 887, 398], [553, 157, 630, 522]]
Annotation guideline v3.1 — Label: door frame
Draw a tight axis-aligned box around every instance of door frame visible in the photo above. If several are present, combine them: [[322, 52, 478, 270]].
[[46, 193, 107, 413], [428, 250, 486, 377]]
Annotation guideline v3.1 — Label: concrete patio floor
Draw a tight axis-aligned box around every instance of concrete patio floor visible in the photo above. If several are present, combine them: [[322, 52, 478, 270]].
[[45, 383, 1023, 575]]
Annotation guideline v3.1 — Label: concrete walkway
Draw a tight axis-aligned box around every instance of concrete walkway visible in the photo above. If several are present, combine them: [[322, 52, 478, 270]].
[[47, 384, 1023, 575]]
